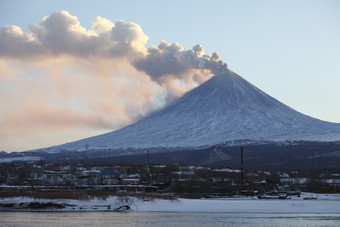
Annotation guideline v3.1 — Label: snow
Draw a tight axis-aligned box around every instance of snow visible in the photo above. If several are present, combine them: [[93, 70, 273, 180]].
[[213, 168, 241, 173], [315, 151, 340, 158], [133, 198, 340, 213], [1, 193, 340, 213], [27, 69, 340, 154], [280, 178, 308, 184], [0, 156, 42, 163], [0, 196, 129, 212], [152, 165, 166, 168]]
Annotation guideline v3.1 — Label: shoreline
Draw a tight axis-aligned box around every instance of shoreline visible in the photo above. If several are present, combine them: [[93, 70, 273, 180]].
[[1, 192, 340, 213]]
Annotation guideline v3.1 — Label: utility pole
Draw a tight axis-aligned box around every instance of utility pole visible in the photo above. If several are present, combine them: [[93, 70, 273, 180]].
[[240, 146, 244, 188], [146, 150, 150, 183], [146, 149, 150, 175], [85, 144, 88, 169]]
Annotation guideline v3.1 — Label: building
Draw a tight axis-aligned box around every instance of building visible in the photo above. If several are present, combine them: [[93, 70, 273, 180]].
[[100, 170, 121, 185]]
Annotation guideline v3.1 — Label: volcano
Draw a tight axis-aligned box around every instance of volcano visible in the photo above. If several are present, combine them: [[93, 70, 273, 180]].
[[2, 69, 340, 168], [41, 69, 340, 152]]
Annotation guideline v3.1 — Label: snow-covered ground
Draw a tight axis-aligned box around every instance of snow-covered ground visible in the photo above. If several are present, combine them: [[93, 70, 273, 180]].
[[1, 192, 340, 213], [134, 195, 340, 214]]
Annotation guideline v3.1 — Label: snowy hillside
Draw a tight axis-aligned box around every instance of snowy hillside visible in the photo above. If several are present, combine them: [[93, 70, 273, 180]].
[[35, 69, 340, 154]]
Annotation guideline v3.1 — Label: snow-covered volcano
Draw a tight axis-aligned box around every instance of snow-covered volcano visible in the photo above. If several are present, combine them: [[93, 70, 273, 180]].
[[38, 69, 340, 153]]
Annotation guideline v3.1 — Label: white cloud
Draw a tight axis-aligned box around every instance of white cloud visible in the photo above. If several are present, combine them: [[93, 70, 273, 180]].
[[0, 11, 228, 152]]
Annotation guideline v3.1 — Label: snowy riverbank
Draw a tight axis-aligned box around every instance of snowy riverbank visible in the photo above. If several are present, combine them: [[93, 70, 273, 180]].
[[1, 192, 340, 213]]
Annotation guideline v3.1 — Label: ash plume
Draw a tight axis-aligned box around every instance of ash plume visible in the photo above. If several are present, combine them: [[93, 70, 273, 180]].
[[0, 11, 229, 151]]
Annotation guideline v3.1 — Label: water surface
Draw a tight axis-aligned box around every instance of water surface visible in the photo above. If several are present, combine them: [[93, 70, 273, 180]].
[[0, 212, 339, 226]]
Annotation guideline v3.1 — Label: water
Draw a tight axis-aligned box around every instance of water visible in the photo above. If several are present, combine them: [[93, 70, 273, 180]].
[[0, 212, 339, 227]]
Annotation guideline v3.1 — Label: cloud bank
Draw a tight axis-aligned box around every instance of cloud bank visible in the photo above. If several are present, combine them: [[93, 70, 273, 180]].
[[0, 11, 228, 151]]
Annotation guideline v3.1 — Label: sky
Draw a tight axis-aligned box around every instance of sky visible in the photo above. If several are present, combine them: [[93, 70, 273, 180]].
[[0, 0, 340, 152]]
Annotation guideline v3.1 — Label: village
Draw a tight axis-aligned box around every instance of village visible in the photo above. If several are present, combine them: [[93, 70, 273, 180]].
[[0, 160, 339, 199]]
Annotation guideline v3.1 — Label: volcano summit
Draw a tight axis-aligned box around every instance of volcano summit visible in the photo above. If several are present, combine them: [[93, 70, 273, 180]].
[[41, 69, 340, 151], [2, 69, 340, 168]]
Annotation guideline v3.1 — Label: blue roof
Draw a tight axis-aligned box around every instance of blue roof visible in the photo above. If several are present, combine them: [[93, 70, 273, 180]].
[[100, 170, 121, 176]]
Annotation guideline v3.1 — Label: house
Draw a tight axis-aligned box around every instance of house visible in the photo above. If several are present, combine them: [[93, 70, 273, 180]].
[[100, 170, 121, 185], [43, 170, 68, 185], [122, 174, 140, 185], [172, 171, 195, 182], [77, 170, 101, 185]]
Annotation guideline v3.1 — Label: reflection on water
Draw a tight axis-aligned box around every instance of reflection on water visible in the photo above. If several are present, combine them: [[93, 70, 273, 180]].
[[0, 212, 339, 227]]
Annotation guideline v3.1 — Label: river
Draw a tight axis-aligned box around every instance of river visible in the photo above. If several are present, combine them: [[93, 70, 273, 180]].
[[1, 212, 339, 226]]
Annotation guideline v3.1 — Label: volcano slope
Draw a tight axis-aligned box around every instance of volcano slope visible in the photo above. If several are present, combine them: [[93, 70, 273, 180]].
[[3, 69, 340, 169]]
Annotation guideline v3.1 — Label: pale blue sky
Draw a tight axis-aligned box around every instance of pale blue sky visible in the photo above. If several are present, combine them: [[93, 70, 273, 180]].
[[1, 0, 340, 152], [1, 0, 339, 122]]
